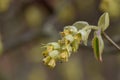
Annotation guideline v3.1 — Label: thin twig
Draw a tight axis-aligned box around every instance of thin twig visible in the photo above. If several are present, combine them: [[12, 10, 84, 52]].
[[103, 32, 120, 51]]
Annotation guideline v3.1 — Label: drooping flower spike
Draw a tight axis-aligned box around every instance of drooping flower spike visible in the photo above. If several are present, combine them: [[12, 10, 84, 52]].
[[42, 12, 110, 68]]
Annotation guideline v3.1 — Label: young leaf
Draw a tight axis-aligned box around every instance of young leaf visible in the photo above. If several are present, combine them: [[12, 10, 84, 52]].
[[73, 21, 89, 29], [92, 36, 99, 61], [98, 12, 109, 31], [92, 31, 104, 62]]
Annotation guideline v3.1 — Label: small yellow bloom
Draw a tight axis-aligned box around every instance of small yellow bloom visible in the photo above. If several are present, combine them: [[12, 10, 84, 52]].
[[42, 50, 48, 57], [64, 26, 77, 34], [71, 40, 81, 52], [48, 42, 60, 49], [59, 50, 69, 62], [49, 50, 59, 58], [74, 34, 81, 41], [64, 39, 70, 45], [64, 35, 74, 43], [47, 45, 53, 52], [60, 29, 71, 37], [64, 29, 71, 35], [43, 56, 51, 65], [48, 58, 56, 68], [42, 45, 54, 57], [59, 39, 70, 46]]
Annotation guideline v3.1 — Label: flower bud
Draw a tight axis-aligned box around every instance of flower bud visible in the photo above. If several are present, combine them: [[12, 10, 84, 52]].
[[43, 56, 51, 65], [48, 42, 60, 49], [64, 35, 74, 43], [61, 29, 70, 36], [64, 26, 77, 34], [71, 41, 79, 52], [42, 50, 48, 57], [49, 50, 59, 58], [78, 29, 91, 46], [74, 33, 81, 41], [59, 50, 69, 62], [47, 45, 53, 52], [71, 34, 81, 52], [61, 39, 70, 46], [48, 58, 56, 68]]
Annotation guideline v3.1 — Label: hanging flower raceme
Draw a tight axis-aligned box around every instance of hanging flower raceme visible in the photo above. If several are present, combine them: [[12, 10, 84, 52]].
[[42, 42, 60, 68], [42, 25, 92, 68], [42, 12, 110, 68]]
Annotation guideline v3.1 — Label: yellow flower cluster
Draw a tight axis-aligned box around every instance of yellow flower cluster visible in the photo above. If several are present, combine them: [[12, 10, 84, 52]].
[[42, 26, 82, 68], [42, 12, 111, 68]]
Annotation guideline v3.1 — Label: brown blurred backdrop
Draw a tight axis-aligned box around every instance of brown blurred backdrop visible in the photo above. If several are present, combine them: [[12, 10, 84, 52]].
[[0, 0, 120, 80]]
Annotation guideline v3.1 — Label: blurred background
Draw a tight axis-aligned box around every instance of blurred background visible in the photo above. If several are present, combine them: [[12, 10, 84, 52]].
[[0, 0, 120, 80]]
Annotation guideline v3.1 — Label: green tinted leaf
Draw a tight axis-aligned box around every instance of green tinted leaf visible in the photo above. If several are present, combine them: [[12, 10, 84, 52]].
[[92, 31, 104, 62], [92, 36, 99, 61], [98, 12, 109, 31], [98, 34, 104, 56], [73, 21, 89, 29]]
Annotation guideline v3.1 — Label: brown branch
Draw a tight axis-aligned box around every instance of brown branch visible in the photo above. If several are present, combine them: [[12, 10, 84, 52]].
[[103, 32, 120, 51]]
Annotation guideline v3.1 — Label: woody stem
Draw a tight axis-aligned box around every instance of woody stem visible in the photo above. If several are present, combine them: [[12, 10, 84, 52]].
[[103, 32, 120, 51]]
